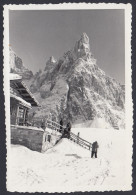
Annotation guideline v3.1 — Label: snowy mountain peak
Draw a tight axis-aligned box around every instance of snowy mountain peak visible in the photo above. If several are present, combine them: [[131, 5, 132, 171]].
[[44, 56, 57, 71], [50, 56, 57, 63]]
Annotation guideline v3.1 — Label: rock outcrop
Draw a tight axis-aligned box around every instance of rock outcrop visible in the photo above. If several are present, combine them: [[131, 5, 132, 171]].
[[9, 47, 33, 80]]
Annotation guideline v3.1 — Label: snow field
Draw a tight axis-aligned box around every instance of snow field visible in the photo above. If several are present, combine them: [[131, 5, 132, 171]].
[[8, 128, 131, 192]]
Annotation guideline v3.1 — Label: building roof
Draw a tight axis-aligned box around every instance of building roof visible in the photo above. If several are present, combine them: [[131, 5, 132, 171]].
[[10, 73, 22, 80], [10, 93, 32, 108], [10, 74, 39, 107]]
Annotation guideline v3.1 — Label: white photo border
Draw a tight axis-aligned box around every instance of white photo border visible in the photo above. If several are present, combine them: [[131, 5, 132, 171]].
[[3, 3, 133, 192]]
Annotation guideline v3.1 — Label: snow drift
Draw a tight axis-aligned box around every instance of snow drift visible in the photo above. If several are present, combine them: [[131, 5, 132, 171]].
[[7, 128, 131, 192]]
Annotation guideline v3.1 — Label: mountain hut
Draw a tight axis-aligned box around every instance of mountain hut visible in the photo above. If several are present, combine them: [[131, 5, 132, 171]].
[[10, 73, 61, 152], [10, 73, 39, 125]]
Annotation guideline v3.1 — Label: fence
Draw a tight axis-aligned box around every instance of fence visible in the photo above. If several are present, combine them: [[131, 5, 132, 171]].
[[70, 132, 92, 150], [17, 116, 92, 150], [45, 119, 65, 132], [45, 119, 92, 150]]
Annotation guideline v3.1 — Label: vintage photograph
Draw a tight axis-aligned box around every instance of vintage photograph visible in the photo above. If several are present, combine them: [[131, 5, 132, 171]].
[[4, 3, 132, 192]]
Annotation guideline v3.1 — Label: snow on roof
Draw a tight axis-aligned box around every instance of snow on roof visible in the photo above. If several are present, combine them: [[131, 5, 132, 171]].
[[21, 81, 40, 106], [10, 73, 22, 80], [10, 79, 39, 107], [10, 93, 32, 108]]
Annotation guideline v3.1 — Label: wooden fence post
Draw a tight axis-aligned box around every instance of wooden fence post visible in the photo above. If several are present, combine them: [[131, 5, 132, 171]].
[[89, 144, 91, 150], [77, 132, 80, 144]]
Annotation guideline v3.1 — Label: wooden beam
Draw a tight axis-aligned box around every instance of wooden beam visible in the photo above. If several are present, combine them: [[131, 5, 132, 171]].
[[13, 82, 19, 89], [17, 88, 27, 91], [11, 82, 24, 90], [21, 97, 33, 100], [21, 94, 31, 96]]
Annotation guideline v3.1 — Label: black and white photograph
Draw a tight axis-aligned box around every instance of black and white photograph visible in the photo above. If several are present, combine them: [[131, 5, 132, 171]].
[[4, 3, 132, 192]]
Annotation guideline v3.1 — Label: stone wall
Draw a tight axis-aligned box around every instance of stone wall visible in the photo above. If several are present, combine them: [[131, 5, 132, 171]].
[[11, 125, 44, 152]]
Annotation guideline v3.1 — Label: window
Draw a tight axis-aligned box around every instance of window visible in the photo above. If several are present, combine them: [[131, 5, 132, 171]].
[[10, 105, 16, 116], [47, 135, 51, 142], [18, 107, 24, 118]]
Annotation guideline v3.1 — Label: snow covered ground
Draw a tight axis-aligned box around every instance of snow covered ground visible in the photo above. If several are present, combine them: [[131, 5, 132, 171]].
[[7, 128, 132, 192]]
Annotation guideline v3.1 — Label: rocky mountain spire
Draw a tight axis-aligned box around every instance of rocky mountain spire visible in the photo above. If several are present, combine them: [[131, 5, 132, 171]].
[[9, 47, 33, 80], [74, 33, 91, 60], [80, 32, 90, 44]]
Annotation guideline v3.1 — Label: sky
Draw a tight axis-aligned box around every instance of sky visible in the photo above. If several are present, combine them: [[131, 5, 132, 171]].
[[9, 10, 125, 84]]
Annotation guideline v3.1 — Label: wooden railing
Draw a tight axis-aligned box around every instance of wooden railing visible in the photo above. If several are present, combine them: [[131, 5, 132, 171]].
[[70, 132, 92, 150], [16, 117, 92, 150], [46, 119, 65, 132], [46, 119, 92, 150]]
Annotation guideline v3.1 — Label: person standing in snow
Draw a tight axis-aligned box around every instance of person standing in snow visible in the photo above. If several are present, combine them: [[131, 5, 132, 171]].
[[91, 141, 99, 158], [59, 118, 63, 133], [66, 122, 71, 139]]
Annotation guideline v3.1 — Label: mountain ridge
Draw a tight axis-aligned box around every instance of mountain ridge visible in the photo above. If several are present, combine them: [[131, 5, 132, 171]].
[[9, 47, 33, 80], [10, 33, 125, 129]]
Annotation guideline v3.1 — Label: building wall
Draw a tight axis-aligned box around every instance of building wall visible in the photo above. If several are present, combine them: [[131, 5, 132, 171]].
[[10, 99, 18, 125], [11, 125, 44, 152]]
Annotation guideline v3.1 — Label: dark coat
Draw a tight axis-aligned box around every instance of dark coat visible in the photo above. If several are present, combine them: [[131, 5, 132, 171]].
[[60, 119, 63, 126], [92, 142, 99, 152], [66, 122, 71, 131]]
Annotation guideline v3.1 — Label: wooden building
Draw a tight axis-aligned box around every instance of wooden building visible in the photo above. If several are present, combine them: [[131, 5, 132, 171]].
[[10, 73, 61, 152], [10, 73, 39, 126]]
